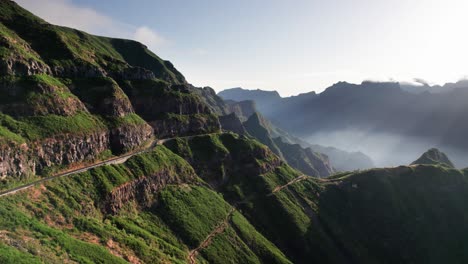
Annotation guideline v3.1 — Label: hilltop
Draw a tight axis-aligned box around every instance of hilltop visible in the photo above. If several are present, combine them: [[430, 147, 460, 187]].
[[411, 148, 455, 168]]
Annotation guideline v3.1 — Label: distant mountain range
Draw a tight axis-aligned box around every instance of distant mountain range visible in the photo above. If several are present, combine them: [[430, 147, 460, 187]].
[[3, 1, 468, 263], [219, 81, 468, 167]]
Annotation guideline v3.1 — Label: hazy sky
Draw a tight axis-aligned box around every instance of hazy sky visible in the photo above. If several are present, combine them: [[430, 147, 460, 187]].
[[16, 0, 468, 96]]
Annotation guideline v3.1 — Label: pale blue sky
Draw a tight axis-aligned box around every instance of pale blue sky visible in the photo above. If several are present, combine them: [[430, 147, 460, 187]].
[[17, 0, 468, 96]]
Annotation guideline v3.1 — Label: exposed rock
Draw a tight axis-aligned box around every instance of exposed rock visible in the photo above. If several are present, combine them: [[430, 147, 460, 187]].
[[0, 56, 51, 76], [111, 66, 155, 80], [164, 134, 283, 188], [0, 33, 52, 76], [243, 112, 284, 159], [191, 86, 230, 115], [150, 114, 220, 139], [219, 113, 247, 135], [110, 123, 153, 154], [274, 137, 334, 177], [67, 79, 135, 118], [1, 81, 88, 117], [105, 169, 197, 214], [411, 148, 455, 168], [52, 63, 107, 79], [225, 100, 256, 121], [0, 143, 35, 178], [34, 131, 110, 171]]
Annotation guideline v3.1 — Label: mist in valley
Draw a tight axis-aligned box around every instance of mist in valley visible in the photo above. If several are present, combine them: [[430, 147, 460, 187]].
[[306, 128, 468, 169]]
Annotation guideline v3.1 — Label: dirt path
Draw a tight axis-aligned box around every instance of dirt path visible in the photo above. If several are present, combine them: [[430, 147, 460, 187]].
[[268, 174, 309, 195], [0, 133, 217, 198], [187, 208, 236, 264]]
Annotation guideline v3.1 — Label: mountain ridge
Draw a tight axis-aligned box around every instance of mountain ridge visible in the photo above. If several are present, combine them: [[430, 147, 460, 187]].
[[2, 1, 468, 264]]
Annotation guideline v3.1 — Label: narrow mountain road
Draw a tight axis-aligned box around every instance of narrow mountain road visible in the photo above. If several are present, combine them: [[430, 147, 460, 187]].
[[0, 133, 213, 198], [187, 208, 236, 264], [268, 174, 309, 196]]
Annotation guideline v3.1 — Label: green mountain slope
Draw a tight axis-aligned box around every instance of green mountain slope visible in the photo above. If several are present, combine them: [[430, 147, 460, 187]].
[[0, 144, 291, 264], [242, 112, 334, 177], [0, 0, 219, 185], [1, 1, 468, 264]]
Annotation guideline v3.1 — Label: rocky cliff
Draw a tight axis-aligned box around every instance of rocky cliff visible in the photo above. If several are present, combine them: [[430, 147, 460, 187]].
[[0, 0, 221, 180]]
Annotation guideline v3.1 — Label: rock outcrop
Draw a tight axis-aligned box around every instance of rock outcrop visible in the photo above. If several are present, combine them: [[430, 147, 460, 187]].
[[0, 143, 35, 179], [164, 133, 283, 188], [109, 123, 153, 154], [0, 2, 223, 180], [219, 113, 247, 135], [225, 100, 256, 121], [411, 148, 455, 168], [105, 169, 198, 214], [274, 138, 334, 177]]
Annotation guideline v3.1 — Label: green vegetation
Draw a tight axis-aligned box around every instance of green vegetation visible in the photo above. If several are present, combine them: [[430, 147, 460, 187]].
[[3, 2, 468, 264], [0, 244, 43, 264], [0, 1, 185, 85], [109, 113, 147, 127], [156, 185, 232, 247], [0, 143, 293, 263], [0, 111, 106, 141], [0, 124, 26, 143]]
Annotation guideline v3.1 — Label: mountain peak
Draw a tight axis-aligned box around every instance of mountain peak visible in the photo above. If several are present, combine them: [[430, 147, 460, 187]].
[[411, 148, 455, 168]]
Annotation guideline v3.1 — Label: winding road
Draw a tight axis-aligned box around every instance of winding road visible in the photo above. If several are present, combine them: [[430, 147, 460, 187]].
[[0, 132, 318, 264], [0, 134, 205, 198], [268, 174, 309, 196], [187, 208, 236, 264], [186, 174, 312, 263]]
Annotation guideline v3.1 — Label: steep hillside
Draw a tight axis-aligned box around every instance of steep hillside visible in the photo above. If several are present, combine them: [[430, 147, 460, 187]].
[[165, 133, 468, 263], [2, 2, 468, 264], [318, 165, 468, 263], [242, 112, 334, 177], [0, 0, 220, 184], [0, 144, 291, 264]]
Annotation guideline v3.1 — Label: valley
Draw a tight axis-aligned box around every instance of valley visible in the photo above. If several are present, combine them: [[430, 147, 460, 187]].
[[1, 1, 468, 264]]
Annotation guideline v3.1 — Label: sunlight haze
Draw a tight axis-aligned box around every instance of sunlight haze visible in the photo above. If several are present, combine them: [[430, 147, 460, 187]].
[[16, 0, 468, 96]]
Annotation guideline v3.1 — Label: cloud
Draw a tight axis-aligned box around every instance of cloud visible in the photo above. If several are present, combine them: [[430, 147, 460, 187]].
[[15, 0, 166, 49], [133, 26, 166, 48]]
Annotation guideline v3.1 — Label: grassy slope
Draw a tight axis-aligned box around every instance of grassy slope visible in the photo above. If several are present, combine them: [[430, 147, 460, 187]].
[[0, 145, 291, 264], [0, 1, 185, 84], [164, 133, 347, 263], [316, 165, 468, 264], [165, 133, 468, 263]]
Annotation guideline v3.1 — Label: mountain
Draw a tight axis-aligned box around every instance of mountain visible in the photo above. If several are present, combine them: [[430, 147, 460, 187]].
[[2, 1, 468, 264], [219, 90, 375, 171], [307, 144, 375, 171], [400, 79, 468, 94], [240, 112, 334, 177], [0, 0, 222, 180], [218, 88, 282, 115], [411, 148, 455, 168], [219, 82, 468, 167]]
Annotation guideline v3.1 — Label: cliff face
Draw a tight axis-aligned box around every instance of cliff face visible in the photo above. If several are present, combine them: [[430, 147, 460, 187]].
[[225, 100, 256, 121], [0, 0, 222, 180], [0, 130, 109, 178], [164, 133, 283, 188], [273, 137, 334, 177], [219, 113, 248, 135], [106, 168, 198, 213], [0, 143, 34, 179]]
